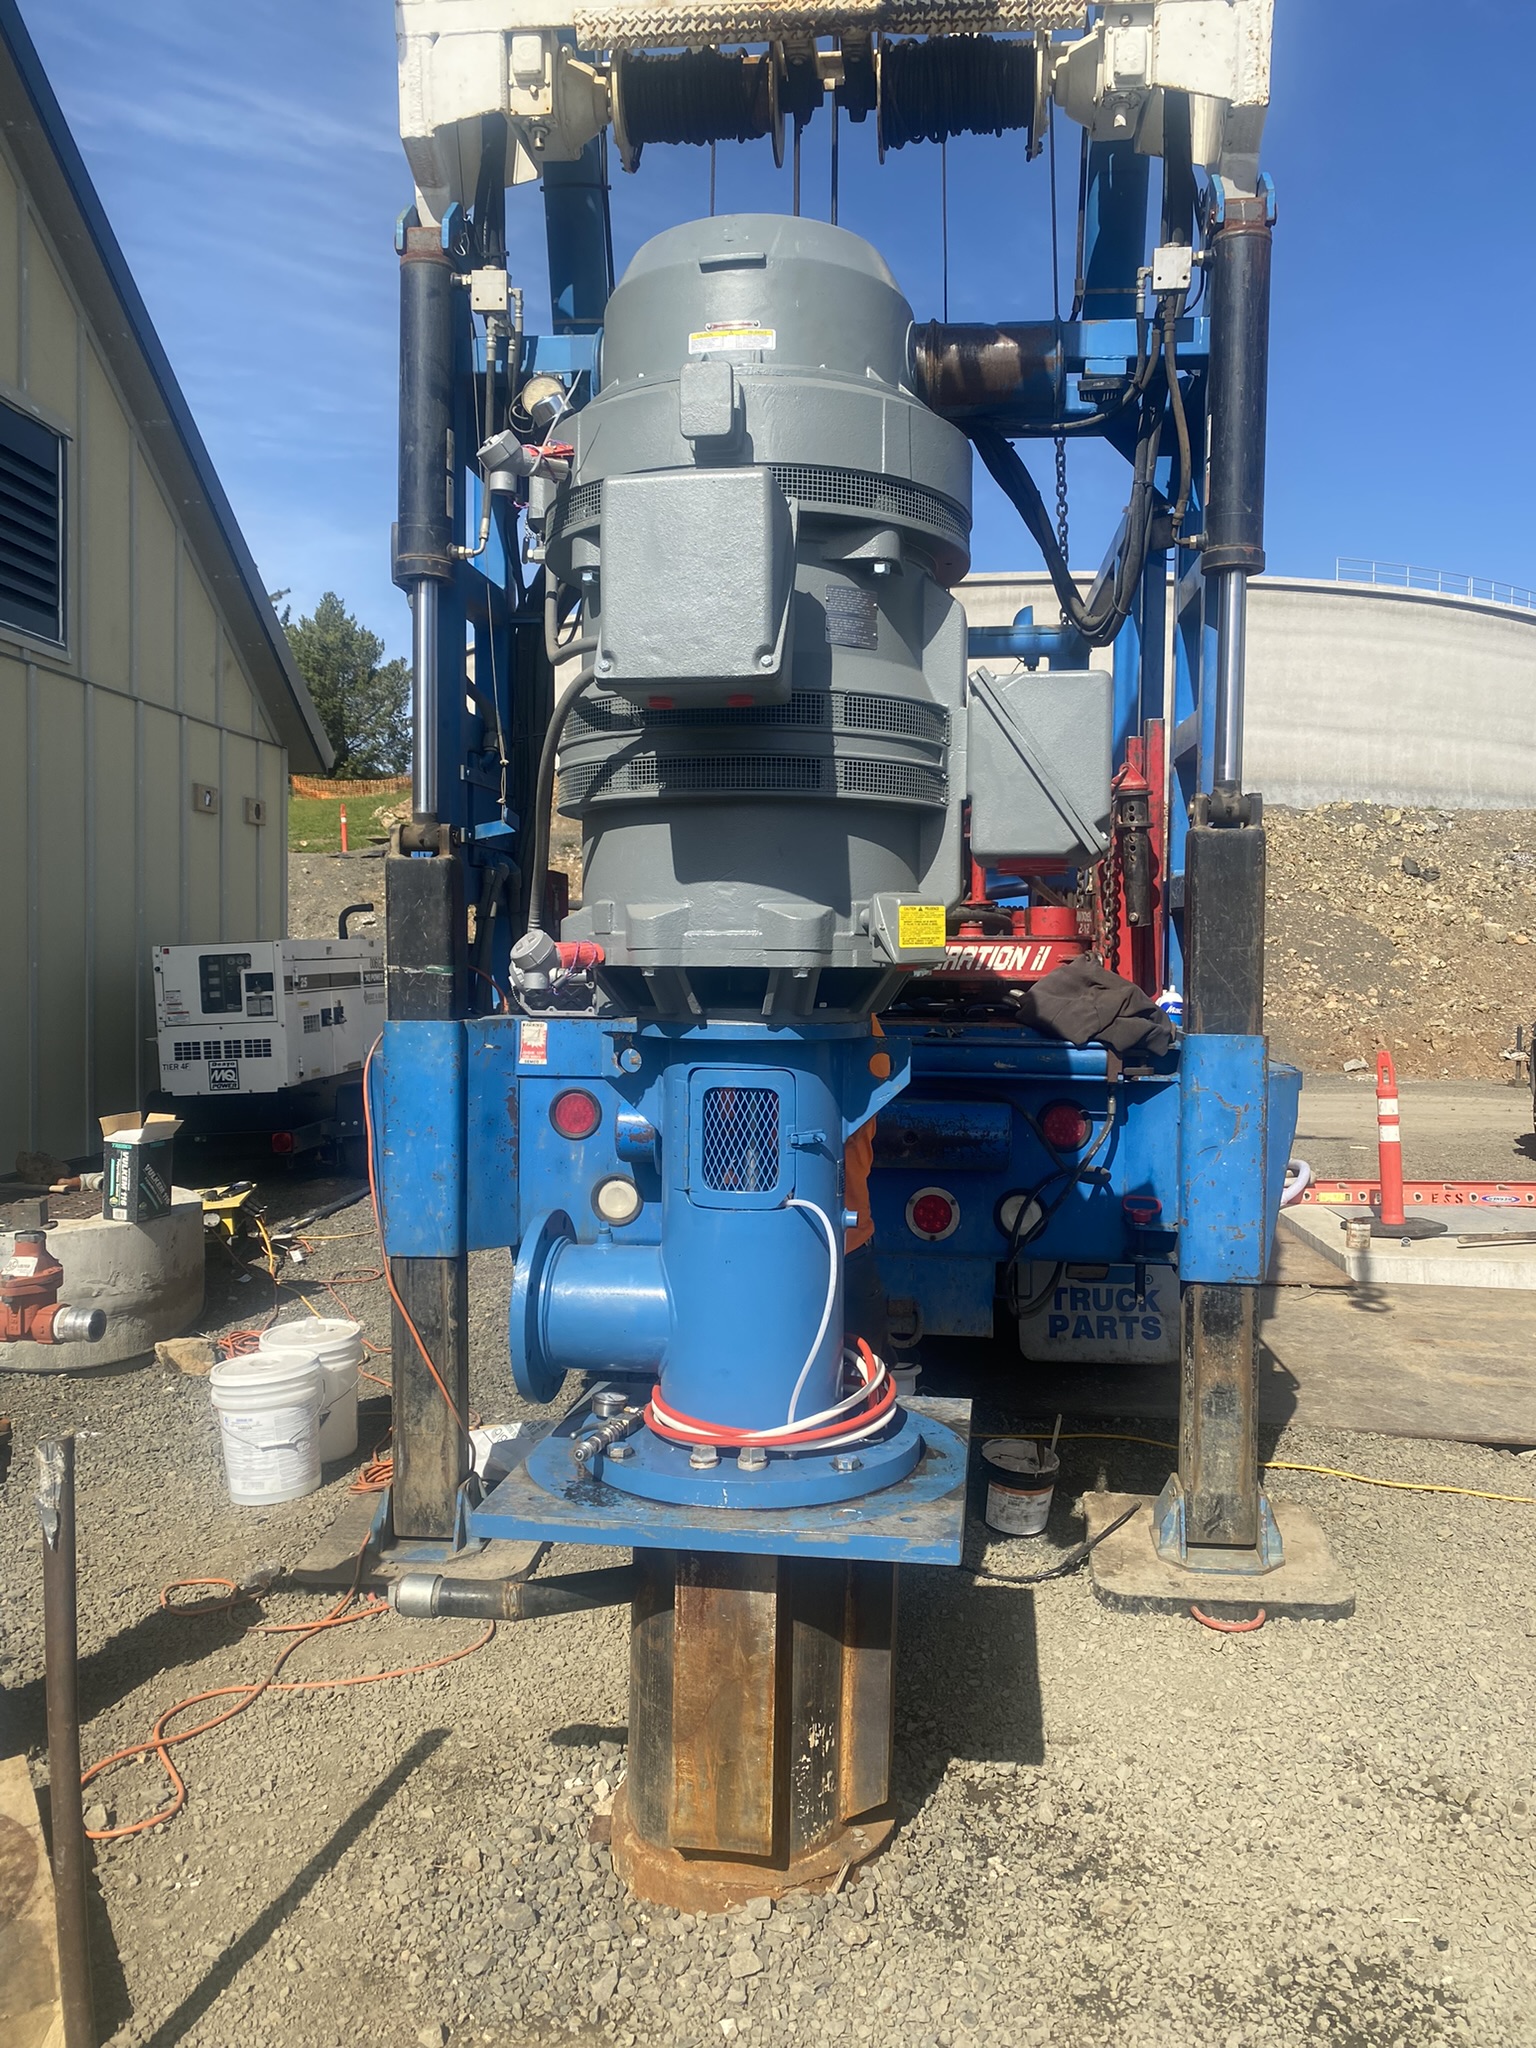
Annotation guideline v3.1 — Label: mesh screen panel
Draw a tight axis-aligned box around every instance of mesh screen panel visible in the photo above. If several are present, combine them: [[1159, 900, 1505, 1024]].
[[837, 758, 947, 802], [700, 1086, 780, 1192]]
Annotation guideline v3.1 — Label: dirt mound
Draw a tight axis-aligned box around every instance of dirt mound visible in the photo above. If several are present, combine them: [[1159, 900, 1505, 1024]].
[[1264, 804, 1536, 1080]]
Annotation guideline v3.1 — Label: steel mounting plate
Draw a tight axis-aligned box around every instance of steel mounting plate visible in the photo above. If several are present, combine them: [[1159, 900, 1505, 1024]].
[[468, 1395, 972, 1564]]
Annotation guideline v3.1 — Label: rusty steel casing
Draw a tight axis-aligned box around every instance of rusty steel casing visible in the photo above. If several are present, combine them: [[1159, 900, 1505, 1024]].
[[617, 1549, 896, 1906]]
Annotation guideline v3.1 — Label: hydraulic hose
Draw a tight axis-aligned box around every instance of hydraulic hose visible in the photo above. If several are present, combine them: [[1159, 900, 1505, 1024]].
[[544, 568, 596, 667], [390, 1564, 638, 1621], [524, 661, 595, 936], [969, 392, 1166, 648]]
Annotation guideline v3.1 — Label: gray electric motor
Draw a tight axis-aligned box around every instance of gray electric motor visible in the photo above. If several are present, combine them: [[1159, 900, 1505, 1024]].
[[542, 215, 972, 1021]]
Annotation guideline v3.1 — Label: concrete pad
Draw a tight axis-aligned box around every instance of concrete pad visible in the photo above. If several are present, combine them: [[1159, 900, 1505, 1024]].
[[0, 1186, 205, 1371], [1284, 1198, 1536, 1289], [1085, 1491, 1355, 1618]]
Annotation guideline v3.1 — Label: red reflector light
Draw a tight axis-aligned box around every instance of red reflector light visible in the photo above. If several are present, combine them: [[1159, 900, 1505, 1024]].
[[270, 1131, 295, 1155], [550, 1089, 602, 1140], [1040, 1100, 1090, 1152], [910, 1193, 954, 1237]]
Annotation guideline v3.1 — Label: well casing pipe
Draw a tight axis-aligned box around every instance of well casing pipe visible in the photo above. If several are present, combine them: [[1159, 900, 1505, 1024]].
[[36, 1435, 95, 2048]]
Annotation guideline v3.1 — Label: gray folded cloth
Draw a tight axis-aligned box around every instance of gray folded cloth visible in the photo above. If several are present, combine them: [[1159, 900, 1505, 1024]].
[[1019, 955, 1175, 1057]]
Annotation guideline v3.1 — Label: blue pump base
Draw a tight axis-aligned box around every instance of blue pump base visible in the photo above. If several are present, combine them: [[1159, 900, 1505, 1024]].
[[540, 1407, 924, 1510], [468, 1395, 972, 1564]]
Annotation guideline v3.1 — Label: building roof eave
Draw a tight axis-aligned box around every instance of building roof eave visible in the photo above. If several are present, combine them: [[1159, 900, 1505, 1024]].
[[0, 0, 333, 772]]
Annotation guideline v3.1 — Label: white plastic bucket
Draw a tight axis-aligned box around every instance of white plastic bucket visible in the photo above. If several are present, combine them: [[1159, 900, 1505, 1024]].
[[981, 1438, 1060, 1537], [892, 1361, 922, 1399], [209, 1353, 323, 1505], [258, 1317, 364, 1460]]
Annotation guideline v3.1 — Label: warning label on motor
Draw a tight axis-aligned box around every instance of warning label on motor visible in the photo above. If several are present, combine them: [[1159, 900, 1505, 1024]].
[[897, 904, 946, 951], [688, 322, 776, 354]]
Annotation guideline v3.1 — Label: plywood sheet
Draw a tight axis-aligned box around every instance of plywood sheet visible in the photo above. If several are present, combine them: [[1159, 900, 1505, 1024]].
[[0, 1752, 64, 2048]]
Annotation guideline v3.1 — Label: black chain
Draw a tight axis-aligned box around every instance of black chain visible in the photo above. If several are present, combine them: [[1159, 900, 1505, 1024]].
[[1053, 435, 1069, 566]]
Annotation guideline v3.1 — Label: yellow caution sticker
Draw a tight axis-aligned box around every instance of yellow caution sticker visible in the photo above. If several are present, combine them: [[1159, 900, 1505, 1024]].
[[688, 323, 776, 354], [897, 904, 946, 950]]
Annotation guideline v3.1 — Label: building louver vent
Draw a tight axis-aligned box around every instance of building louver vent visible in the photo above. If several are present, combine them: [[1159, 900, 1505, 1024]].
[[0, 399, 64, 644]]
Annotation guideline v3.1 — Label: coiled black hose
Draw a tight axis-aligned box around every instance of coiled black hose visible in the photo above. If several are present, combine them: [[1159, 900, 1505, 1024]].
[[616, 48, 773, 150], [879, 35, 1036, 151]]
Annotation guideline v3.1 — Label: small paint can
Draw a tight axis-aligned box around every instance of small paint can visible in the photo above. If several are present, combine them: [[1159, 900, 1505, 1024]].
[[1344, 1216, 1372, 1253], [980, 1438, 1060, 1537]]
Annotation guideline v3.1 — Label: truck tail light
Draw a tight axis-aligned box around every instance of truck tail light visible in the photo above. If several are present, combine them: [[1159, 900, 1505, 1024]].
[[1040, 1100, 1090, 1153], [550, 1089, 602, 1140], [906, 1186, 959, 1241], [270, 1130, 296, 1155]]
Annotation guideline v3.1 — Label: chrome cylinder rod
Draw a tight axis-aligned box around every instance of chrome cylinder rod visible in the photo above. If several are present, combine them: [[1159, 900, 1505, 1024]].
[[1213, 568, 1247, 787], [411, 579, 439, 820]]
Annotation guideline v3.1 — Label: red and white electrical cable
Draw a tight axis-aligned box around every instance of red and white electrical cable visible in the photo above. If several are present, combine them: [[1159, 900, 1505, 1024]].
[[646, 1339, 896, 1451]]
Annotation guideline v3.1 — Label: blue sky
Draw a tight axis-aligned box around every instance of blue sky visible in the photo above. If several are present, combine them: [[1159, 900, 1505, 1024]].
[[20, 1, 1536, 658]]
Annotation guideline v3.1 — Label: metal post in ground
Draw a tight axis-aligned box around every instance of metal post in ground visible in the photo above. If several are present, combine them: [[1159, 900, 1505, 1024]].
[[36, 1435, 96, 2048], [386, 215, 472, 1546], [613, 1551, 897, 1910]]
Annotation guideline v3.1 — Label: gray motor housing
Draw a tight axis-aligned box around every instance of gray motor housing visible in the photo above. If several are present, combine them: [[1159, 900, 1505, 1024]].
[[967, 666, 1113, 867], [545, 215, 974, 1021]]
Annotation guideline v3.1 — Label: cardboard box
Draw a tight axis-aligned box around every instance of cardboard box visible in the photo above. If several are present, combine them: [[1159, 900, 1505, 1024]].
[[100, 1112, 182, 1223]]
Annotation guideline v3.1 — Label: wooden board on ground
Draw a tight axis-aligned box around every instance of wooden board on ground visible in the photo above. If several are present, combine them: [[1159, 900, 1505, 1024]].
[[1267, 1214, 1353, 1288], [0, 1752, 64, 2048], [1001, 1282, 1536, 1445]]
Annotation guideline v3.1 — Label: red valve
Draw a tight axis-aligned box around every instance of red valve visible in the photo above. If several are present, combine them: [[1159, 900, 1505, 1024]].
[[0, 1230, 105, 1345]]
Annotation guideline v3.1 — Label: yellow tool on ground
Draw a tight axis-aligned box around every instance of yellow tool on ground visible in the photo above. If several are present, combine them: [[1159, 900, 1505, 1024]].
[[197, 1182, 267, 1260]]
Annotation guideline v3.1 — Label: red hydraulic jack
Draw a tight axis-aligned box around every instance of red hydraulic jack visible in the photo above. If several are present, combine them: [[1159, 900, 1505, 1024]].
[[1369, 1051, 1446, 1240]]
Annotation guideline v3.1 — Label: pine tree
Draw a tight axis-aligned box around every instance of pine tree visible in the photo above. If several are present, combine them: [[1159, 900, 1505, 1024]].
[[284, 592, 411, 775]]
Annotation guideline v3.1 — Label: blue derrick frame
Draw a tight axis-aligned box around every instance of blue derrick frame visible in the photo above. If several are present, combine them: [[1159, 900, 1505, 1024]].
[[379, 121, 1290, 1497]]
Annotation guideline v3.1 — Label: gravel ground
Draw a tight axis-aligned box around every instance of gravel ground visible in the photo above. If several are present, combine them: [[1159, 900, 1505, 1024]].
[[3, 1199, 1536, 2048]]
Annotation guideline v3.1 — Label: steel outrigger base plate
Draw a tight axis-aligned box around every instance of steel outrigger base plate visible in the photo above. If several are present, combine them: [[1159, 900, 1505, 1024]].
[[1083, 1492, 1355, 1618], [288, 1482, 544, 1591], [469, 1396, 972, 1564]]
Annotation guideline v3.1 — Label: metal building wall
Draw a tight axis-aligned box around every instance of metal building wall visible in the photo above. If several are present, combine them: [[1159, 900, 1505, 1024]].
[[0, 139, 288, 1164], [961, 573, 1536, 811]]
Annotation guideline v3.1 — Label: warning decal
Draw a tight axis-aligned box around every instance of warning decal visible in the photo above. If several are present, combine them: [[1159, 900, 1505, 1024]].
[[897, 904, 946, 950], [519, 1021, 549, 1067], [688, 323, 776, 355]]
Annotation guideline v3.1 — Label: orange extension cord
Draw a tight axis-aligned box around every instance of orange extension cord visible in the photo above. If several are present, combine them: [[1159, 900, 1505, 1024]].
[[81, 1560, 493, 1840], [82, 1039, 484, 1841]]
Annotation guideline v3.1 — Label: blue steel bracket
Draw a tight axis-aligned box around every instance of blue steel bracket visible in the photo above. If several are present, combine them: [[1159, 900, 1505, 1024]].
[[469, 1394, 973, 1565], [375, 1020, 467, 1258], [1178, 1035, 1300, 1285], [1153, 1473, 1285, 1575]]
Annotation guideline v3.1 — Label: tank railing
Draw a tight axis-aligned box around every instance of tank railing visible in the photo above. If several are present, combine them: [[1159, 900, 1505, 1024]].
[[1334, 558, 1536, 612]]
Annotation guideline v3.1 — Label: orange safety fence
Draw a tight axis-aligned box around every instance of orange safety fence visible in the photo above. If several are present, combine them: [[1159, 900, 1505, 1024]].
[[290, 775, 411, 798]]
